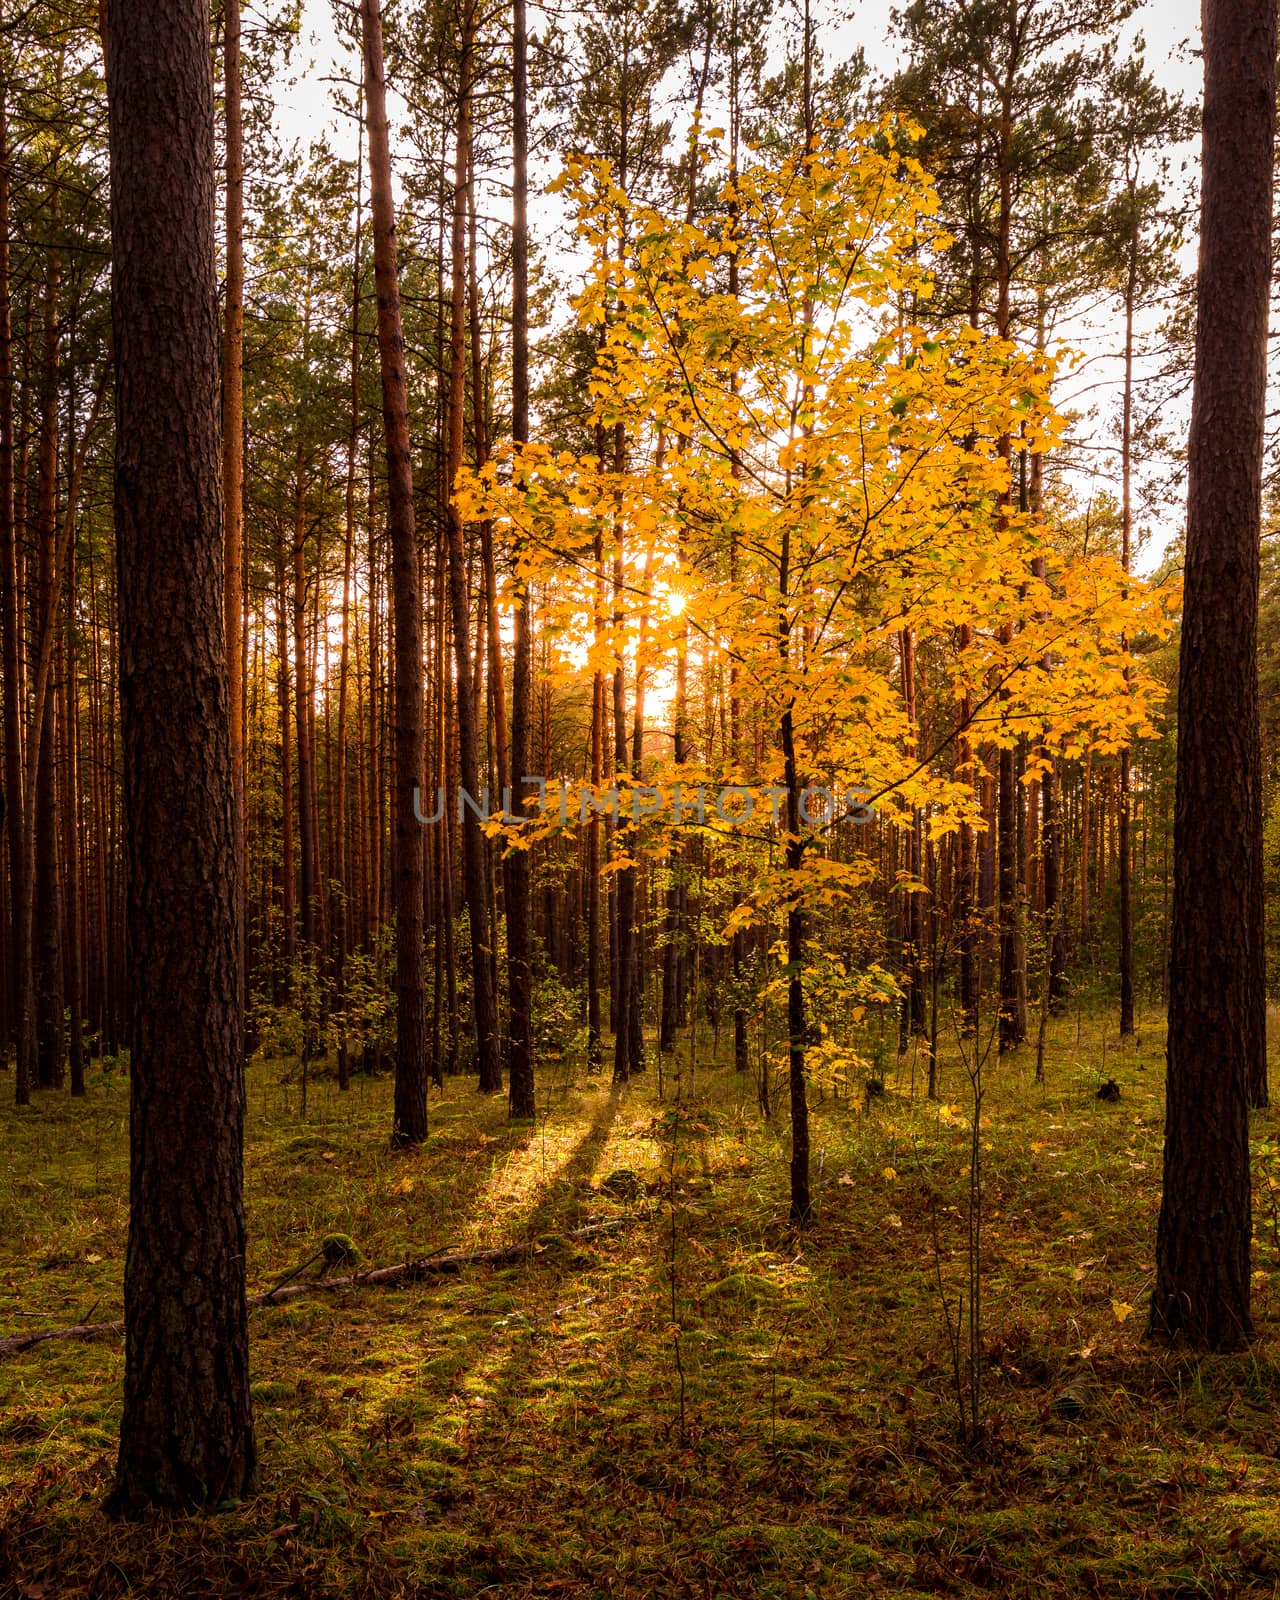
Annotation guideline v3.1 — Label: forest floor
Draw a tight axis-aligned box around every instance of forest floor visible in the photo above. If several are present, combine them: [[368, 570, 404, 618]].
[[3, 1008, 1280, 1598]]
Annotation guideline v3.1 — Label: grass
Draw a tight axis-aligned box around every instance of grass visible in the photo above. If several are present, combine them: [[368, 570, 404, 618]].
[[3, 1004, 1280, 1596]]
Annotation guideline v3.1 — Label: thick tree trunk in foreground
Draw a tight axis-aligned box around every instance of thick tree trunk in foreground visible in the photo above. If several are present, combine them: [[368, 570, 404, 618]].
[[104, 0, 255, 1511], [360, 0, 428, 1146], [1151, 0, 1274, 1351]]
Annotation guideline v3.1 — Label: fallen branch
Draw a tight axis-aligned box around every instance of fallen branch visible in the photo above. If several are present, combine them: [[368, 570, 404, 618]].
[[0, 1218, 630, 1358]]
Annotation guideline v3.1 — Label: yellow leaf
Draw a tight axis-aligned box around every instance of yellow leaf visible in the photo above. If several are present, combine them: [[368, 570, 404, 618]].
[[1110, 1299, 1135, 1323]]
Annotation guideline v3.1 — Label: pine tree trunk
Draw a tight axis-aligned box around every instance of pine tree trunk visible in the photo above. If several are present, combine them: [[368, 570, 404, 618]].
[[335, 105, 361, 996], [33, 262, 63, 1090], [994, 88, 1025, 1053], [104, 0, 255, 1509], [442, 2, 500, 1094], [0, 82, 30, 1099], [506, 0, 536, 1118], [62, 551, 84, 1096], [956, 625, 977, 1031], [1079, 750, 1092, 945], [611, 519, 634, 1085], [1119, 217, 1137, 1038], [223, 0, 246, 1047], [360, 0, 429, 1144], [900, 629, 926, 1037], [293, 434, 317, 952], [1151, 0, 1274, 1349], [626, 556, 654, 1079], [274, 531, 296, 973], [1043, 758, 1067, 1007], [586, 533, 604, 1073]]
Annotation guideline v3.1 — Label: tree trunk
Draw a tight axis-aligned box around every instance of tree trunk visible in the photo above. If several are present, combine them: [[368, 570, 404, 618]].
[[1151, 0, 1274, 1350], [900, 629, 926, 1038], [994, 88, 1025, 1053], [1119, 207, 1137, 1038], [0, 81, 30, 1100], [1079, 750, 1092, 944], [779, 524, 810, 1222], [360, 0, 429, 1145], [782, 696, 810, 1224], [611, 514, 634, 1085], [586, 531, 604, 1072], [274, 529, 295, 973], [334, 93, 362, 999], [33, 257, 63, 1090], [506, 0, 536, 1118], [223, 0, 246, 1045], [442, 3, 500, 1094], [956, 625, 977, 1031], [293, 430, 316, 952], [62, 548, 84, 1096], [104, 0, 255, 1509], [1042, 757, 1067, 1007]]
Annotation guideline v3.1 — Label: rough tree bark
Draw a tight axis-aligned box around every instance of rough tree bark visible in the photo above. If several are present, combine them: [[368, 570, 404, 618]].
[[1150, 0, 1274, 1350], [104, 0, 256, 1511]]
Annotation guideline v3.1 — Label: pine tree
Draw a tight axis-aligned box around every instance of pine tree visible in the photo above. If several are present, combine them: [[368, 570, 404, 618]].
[[104, 0, 256, 1511]]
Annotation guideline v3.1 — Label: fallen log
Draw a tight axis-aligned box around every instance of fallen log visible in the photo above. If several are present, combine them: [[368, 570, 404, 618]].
[[0, 1218, 629, 1358]]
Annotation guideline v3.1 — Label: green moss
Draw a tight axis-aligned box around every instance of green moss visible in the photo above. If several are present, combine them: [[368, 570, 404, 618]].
[[420, 1353, 470, 1387], [703, 1270, 785, 1307], [1, 1015, 1272, 1599], [320, 1232, 365, 1269], [250, 1379, 295, 1402]]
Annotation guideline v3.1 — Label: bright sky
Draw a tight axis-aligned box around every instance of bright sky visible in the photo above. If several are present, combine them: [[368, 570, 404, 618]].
[[271, 0, 1205, 574]]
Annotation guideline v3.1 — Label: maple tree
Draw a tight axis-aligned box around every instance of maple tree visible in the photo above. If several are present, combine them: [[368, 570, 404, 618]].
[[461, 120, 1171, 1218]]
